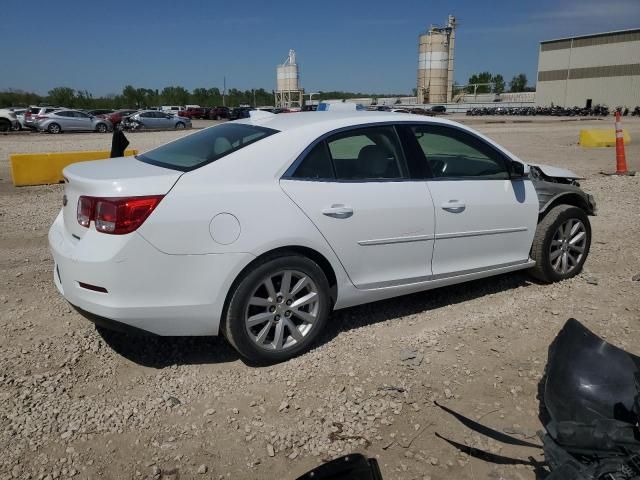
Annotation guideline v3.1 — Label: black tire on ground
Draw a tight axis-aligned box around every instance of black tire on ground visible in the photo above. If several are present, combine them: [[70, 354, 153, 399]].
[[175, 122, 185, 129], [95, 123, 108, 133], [0, 119, 11, 132], [223, 254, 331, 363], [47, 123, 61, 134], [529, 204, 591, 283], [216, 115, 221, 120]]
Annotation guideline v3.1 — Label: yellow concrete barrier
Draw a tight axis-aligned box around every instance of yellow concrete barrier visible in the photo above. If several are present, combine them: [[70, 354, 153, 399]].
[[10, 149, 138, 186], [579, 129, 631, 148]]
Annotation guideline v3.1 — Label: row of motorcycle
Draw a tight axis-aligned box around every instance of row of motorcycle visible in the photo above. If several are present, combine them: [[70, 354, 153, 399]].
[[466, 105, 640, 117]]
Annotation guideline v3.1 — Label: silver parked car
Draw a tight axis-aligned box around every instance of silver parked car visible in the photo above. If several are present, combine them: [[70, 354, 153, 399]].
[[37, 109, 112, 134], [24, 106, 64, 129], [126, 110, 191, 130]]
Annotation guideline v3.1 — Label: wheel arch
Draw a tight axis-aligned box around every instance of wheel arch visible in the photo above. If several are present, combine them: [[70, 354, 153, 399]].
[[539, 193, 592, 221], [220, 245, 338, 329]]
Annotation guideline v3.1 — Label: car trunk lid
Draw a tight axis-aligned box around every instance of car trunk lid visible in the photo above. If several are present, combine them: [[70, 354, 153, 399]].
[[62, 156, 182, 239]]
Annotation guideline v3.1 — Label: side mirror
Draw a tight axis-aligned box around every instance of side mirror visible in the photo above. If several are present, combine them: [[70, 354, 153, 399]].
[[510, 161, 529, 179]]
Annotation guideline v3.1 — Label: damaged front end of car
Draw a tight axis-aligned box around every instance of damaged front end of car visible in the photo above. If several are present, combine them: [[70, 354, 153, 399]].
[[529, 164, 597, 216]]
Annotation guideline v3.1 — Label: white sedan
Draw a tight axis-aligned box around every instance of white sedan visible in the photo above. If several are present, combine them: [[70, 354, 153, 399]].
[[49, 110, 596, 362]]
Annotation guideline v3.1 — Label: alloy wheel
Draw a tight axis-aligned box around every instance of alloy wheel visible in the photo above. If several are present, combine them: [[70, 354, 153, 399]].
[[549, 218, 587, 275], [244, 270, 319, 352]]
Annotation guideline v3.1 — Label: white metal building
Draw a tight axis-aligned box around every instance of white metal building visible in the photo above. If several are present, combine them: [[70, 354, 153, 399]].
[[536, 28, 640, 107]]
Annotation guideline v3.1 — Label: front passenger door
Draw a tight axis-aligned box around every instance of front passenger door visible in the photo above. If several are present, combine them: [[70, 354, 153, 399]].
[[406, 124, 538, 277], [73, 111, 93, 131]]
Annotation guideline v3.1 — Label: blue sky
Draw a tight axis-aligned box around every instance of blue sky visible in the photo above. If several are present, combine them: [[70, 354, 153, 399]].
[[2, 0, 639, 96]]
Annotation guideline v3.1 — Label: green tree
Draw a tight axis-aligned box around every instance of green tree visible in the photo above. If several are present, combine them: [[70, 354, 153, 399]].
[[47, 87, 76, 107], [509, 73, 528, 92], [492, 74, 505, 94], [467, 72, 492, 94], [122, 85, 139, 107], [160, 86, 189, 105]]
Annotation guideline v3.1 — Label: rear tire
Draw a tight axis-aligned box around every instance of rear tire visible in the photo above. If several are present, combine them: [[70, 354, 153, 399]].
[[223, 254, 331, 363], [47, 123, 61, 134], [95, 123, 108, 133], [0, 118, 11, 132], [175, 122, 185, 129], [529, 205, 591, 283]]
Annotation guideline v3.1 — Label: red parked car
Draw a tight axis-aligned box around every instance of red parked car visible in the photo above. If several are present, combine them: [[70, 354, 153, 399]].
[[107, 109, 139, 126], [180, 107, 207, 119], [207, 106, 230, 120]]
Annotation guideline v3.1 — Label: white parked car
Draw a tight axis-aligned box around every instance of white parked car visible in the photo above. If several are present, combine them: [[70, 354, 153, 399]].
[[49, 111, 596, 362]]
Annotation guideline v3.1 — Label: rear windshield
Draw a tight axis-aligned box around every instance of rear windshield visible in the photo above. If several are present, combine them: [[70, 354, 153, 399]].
[[137, 123, 279, 171]]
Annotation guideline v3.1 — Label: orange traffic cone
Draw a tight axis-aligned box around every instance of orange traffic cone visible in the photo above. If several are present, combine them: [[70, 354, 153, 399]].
[[602, 111, 635, 176]]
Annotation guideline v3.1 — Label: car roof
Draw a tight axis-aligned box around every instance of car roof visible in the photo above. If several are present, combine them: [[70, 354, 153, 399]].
[[235, 111, 458, 134]]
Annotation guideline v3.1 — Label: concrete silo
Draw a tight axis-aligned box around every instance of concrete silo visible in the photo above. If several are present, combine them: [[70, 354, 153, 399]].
[[417, 15, 456, 104], [275, 49, 303, 109]]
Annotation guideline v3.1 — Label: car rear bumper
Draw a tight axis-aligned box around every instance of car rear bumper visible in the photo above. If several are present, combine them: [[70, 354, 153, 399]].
[[48, 211, 254, 336]]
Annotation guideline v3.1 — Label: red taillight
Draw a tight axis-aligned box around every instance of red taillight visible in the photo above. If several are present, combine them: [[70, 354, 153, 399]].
[[76, 195, 164, 234]]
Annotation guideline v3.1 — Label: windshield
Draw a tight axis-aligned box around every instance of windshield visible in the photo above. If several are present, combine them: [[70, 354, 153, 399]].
[[137, 123, 279, 171]]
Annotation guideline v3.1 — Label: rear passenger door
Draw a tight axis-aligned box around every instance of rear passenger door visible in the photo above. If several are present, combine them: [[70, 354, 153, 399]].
[[281, 125, 435, 289], [404, 124, 538, 277]]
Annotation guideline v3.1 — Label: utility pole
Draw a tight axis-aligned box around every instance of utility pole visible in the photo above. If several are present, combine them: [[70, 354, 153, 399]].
[[223, 76, 226, 107]]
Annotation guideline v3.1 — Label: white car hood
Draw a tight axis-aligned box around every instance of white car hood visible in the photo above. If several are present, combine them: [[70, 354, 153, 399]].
[[530, 163, 582, 179]]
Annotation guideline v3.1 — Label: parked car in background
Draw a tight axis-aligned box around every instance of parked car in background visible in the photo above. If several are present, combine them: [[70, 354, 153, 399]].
[[228, 107, 255, 120], [8, 108, 27, 130], [0, 108, 19, 132], [37, 109, 112, 134], [106, 109, 139, 127], [47, 110, 596, 362], [207, 106, 230, 120], [161, 106, 186, 116], [24, 106, 64, 130], [180, 107, 207, 119], [125, 110, 191, 129], [86, 109, 115, 118]]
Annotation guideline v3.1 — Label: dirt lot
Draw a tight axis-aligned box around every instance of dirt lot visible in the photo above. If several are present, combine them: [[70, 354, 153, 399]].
[[1, 117, 639, 480]]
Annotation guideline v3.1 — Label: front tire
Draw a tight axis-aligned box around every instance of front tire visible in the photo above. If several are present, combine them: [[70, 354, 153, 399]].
[[175, 122, 185, 129], [0, 119, 11, 132], [529, 205, 591, 282], [95, 123, 108, 133], [223, 254, 331, 363], [47, 123, 61, 134]]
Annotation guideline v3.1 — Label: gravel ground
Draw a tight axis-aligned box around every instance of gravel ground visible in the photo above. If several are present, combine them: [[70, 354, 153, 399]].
[[0, 117, 639, 480]]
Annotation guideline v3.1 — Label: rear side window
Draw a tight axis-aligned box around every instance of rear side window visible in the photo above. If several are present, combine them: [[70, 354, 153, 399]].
[[292, 143, 334, 179], [137, 123, 279, 171], [291, 125, 407, 181]]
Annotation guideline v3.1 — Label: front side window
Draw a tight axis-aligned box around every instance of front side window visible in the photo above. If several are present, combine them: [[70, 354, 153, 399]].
[[291, 126, 407, 181], [411, 125, 509, 180], [137, 123, 278, 171]]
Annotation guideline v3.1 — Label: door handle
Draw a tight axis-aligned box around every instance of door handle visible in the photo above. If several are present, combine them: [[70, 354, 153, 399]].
[[441, 200, 466, 213], [322, 204, 354, 219]]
